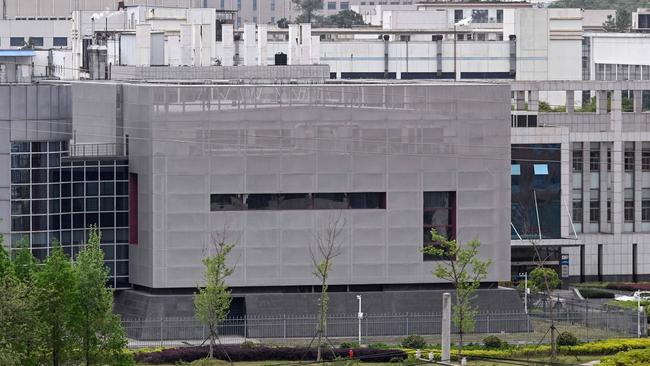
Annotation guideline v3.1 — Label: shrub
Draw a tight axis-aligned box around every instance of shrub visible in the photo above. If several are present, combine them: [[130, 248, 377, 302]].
[[579, 288, 615, 299], [482, 336, 504, 349], [368, 342, 389, 349], [529, 267, 561, 292], [401, 335, 426, 349], [600, 348, 650, 366], [240, 340, 256, 349], [134, 345, 407, 364], [606, 282, 650, 291], [339, 341, 360, 349], [557, 332, 579, 346]]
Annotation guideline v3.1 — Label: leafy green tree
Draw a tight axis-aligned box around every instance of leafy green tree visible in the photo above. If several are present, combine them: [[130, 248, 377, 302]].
[[0, 233, 12, 280], [0, 272, 38, 366], [195, 234, 235, 359], [323, 10, 365, 28], [73, 226, 133, 366], [13, 240, 38, 283], [529, 267, 561, 293], [550, 0, 650, 13], [422, 229, 491, 358], [34, 242, 77, 366], [293, 0, 323, 23]]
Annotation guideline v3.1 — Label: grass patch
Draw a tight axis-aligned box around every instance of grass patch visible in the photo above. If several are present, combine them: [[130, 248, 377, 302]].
[[579, 288, 615, 299], [607, 300, 649, 310]]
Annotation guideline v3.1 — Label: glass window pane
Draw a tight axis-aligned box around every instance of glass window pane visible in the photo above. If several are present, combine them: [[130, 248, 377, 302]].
[[11, 155, 29, 168], [11, 201, 30, 215], [534, 164, 549, 175], [73, 213, 84, 229], [11, 170, 30, 184], [86, 168, 98, 181], [100, 182, 114, 195], [115, 182, 128, 196], [116, 230, 128, 244], [73, 198, 84, 212], [49, 199, 60, 214], [100, 197, 114, 211], [11, 185, 30, 199], [86, 198, 98, 211], [32, 184, 47, 199], [32, 154, 47, 168], [86, 213, 99, 227], [210, 194, 244, 211], [86, 182, 98, 196], [100, 213, 114, 227], [246, 194, 278, 210], [314, 193, 348, 209], [32, 216, 48, 231], [116, 212, 128, 227], [511, 164, 521, 175], [278, 193, 311, 210], [11, 216, 30, 231], [32, 200, 48, 214], [73, 183, 84, 196], [116, 197, 128, 211]]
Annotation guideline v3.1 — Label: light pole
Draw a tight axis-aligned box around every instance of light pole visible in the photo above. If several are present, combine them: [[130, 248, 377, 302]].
[[519, 272, 529, 314], [638, 291, 642, 338], [356, 295, 363, 346]]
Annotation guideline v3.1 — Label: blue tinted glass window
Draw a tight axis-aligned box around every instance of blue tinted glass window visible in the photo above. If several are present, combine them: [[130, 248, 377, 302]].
[[511, 164, 521, 176], [534, 164, 549, 175]]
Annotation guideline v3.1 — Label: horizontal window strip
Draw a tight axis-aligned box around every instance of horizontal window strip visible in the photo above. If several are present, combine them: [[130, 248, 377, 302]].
[[210, 192, 386, 211]]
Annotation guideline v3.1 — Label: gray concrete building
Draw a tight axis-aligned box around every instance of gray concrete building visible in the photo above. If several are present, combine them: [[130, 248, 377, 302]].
[[1, 73, 513, 315]]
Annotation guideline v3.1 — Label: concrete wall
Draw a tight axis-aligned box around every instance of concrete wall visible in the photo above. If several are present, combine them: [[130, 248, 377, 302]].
[[121, 82, 511, 289], [0, 84, 72, 246], [111, 65, 330, 82]]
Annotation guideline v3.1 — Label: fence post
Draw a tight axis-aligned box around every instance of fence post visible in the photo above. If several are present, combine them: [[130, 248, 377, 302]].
[[487, 314, 490, 334], [159, 318, 164, 348], [283, 315, 286, 340], [405, 313, 409, 336], [244, 316, 248, 340]]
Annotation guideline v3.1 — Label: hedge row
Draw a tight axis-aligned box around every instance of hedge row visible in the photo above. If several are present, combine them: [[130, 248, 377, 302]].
[[600, 348, 650, 366], [606, 282, 650, 291], [579, 288, 615, 299], [135, 345, 406, 364], [404, 338, 650, 359]]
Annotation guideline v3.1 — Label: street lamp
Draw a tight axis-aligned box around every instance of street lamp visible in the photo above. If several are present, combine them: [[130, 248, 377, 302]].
[[519, 272, 529, 314], [356, 295, 363, 345]]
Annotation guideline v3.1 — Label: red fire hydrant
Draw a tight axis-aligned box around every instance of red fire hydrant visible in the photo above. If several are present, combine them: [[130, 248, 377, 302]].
[[348, 349, 354, 359]]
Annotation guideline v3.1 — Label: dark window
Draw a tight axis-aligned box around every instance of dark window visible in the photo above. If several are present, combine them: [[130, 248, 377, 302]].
[[100, 167, 114, 180], [11, 155, 29, 168], [86, 213, 99, 227], [454, 9, 464, 22], [471, 9, 488, 23], [100, 213, 114, 228], [11, 185, 30, 199], [73, 198, 84, 212], [61, 199, 71, 213], [73, 182, 84, 196], [11, 216, 30, 231], [590, 201, 600, 223], [572, 201, 583, 223], [49, 215, 60, 230], [100, 182, 114, 195], [607, 200, 611, 222], [572, 143, 583, 172], [423, 191, 456, 261], [53, 37, 67, 47], [278, 193, 312, 210], [589, 144, 600, 171], [11, 170, 30, 184], [86, 168, 98, 181], [349, 193, 386, 209], [31, 169, 47, 183], [496, 9, 503, 23], [86, 198, 99, 211], [86, 182, 98, 196], [31, 154, 47, 168], [73, 168, 84, 180], [10, 37, 25, 47], [625, 142, 635, 171], [28, 37, 44, 47], [640, 14, 650, 29], [643, 142, 650, 171], [314, 193, 348, 209], [32, 185, 47, 199], [100, 197, 114, 211], [327, 1, 336, 9], [32, 216, 47, 231], [61, 214, 71, 229], [116, 212, 128, 227], [61, 183, 71, 197], [50, 184, 60, 198], [49, 199, 60, 214], [246, 194, 278, 210], [643, 200, 650, 222], [116, 197, 128, 211], [11, 142, 30, 152], [73, 213, 84, 229], [11, 201, 30, 215], [115, 182, 128, 196], [32, 200, 48, 214], [625, 200, 634, 222]]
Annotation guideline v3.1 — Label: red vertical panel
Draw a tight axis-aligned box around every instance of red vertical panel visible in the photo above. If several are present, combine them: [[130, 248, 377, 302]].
[[129, 173, 138, 245]]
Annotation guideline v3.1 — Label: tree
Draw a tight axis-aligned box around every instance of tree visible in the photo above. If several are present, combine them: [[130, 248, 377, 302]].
[[422, 229, 490, 358], [529, 267, 560, 293], [323, 10, 365, 28], [195, 232, 235, 359], [277, 18, 289, 29], [34, 243, 77, 366], [292, 0, 323, 23], [310, 213, 345, 362], [602, 10, 631, 32], [13, 240, 37, 283], [73, 226, 133, 366]]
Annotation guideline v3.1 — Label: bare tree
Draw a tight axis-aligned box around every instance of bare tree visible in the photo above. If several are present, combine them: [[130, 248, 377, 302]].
[[310, 212, 345, 362]]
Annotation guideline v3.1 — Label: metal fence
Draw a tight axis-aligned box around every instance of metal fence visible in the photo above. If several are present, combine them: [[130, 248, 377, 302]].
[[123, 306, 646, 348]]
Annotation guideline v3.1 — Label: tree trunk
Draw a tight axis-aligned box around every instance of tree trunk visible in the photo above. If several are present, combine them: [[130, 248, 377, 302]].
[[209, 328, 215, 358]]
